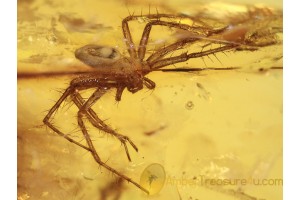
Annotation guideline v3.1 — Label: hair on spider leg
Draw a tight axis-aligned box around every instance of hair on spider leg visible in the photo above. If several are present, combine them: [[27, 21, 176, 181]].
[[148, 4, 151, 15], [46, 121, 62, 133], [40, 108, 52, 117], [64, 131, 81, 140], [125, 6, 133, 18], [198, 56, 207, 67], [101, 156, 112, 170], [140, 7, 143, 17], [69, 123, 84, 134], [141, 85, 155, 98], [212, 53, 223, 65], [46, 90, 74, 114], [114, 100, 120, 108], [94, 129, 109, 139], [52, 88, 66, 95], [161, 66, 241, 72], [76, 149, 94, 166], [206, 54, 214, 63], [155, 7, 160, 20], [76, 135, 87, 145], [221, 51, 229, 57], [47, 97, 60, 105], [43, 123, 52, 135], [44, 102, 62, 124], [61, 97, 76, 112], [90, 137, 98, 143], [102, 131, 113, 142]]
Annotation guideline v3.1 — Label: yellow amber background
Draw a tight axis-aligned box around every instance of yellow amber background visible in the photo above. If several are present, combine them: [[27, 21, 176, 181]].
[[18, 0, 282, 200]]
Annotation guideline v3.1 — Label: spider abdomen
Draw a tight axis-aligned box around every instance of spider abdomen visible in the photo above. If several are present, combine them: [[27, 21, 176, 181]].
[[75, 44, 121, 68]]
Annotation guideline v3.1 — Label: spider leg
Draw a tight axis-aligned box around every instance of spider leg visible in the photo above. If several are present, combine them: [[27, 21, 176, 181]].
[[73, 88, 138, 162], [147, 36, 237, 63], [138, 20, 228, 61], [147, 37, 200, 63], [143, 77, 156, 90], [76, 88, 149, 194], [122, 14, 216, 60], [43, 86, 91, 152], [116, 86, 126, 101], [149, 43, 239, 69], [122, 17, 138, 59]]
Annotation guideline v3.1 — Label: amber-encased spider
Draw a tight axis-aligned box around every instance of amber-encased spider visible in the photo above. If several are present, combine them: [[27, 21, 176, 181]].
[[43, 13, 280, 193]]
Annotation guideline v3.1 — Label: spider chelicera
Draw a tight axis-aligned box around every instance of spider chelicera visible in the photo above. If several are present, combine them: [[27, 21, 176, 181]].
[[43, 13, 280, 193]]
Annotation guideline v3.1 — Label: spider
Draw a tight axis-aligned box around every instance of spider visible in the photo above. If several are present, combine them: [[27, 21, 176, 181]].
[[43, 13, 280, 194]]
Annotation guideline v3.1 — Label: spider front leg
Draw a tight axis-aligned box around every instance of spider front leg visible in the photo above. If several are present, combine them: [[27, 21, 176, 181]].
[[73, 87, 138, 162], [122, 14, 215, 60], [138, 19, 227, 61]]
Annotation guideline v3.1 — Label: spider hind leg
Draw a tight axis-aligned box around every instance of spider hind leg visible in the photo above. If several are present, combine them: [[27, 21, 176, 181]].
[[72, 88, 139, 162], [44, 84, 147, 193], [74, 88, 148, 192], [43, 86, 91, 152]]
